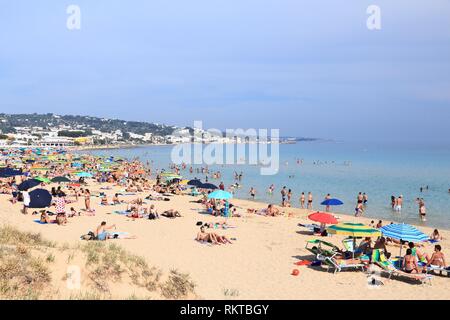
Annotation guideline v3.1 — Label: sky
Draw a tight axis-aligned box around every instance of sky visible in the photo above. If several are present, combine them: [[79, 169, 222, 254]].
[[1, 0, 450, 143]]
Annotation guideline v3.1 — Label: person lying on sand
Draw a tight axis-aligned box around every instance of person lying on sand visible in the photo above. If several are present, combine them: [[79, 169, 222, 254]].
[[196, 226, 232, 245], [162, 209, 182, 218]]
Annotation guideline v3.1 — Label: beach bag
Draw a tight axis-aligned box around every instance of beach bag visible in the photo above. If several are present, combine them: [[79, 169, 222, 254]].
[[148, 212, 156, 220]]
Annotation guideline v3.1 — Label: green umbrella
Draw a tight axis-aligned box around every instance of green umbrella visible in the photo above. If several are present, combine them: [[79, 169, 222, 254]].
[[35, 176, 51, 184]]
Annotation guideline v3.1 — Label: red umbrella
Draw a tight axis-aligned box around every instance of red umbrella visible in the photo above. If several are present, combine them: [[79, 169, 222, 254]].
[[308, 211, 338, 225]]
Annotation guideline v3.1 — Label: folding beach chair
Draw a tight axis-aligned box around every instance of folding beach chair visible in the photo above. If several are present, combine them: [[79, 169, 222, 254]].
[[305, 239, 340, 258]]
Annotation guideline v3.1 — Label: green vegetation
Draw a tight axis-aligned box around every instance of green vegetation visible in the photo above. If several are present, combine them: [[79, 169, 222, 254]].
[[0, 226, 196, 300]]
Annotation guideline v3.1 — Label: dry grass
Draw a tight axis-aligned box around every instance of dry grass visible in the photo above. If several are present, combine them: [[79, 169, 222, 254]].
[[0, 225, 196, 300]]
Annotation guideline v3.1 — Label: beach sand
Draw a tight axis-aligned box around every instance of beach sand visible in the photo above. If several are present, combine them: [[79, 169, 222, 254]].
[[1, 182, 449, 300]]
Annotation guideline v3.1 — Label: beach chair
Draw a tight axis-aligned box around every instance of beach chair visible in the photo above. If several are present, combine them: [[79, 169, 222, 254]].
[[425, 265, 450, 277], [322, 256, 366, 274], [372, 249, 433, 285], [305, 239, 340, 258]]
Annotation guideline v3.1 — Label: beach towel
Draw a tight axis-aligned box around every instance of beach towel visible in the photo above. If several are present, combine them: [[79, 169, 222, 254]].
[[34, 219, 56, 224], [114, 210, 131, 215]]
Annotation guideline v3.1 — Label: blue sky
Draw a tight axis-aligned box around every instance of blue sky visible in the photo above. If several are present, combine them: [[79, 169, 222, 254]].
[[1, 0, 450, 142]]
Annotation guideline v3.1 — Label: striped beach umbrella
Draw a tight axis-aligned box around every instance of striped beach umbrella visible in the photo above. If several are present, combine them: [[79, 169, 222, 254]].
[[327, 223, 381, 238], [380, 223, 428, 263], [380, 223, 428, 243]]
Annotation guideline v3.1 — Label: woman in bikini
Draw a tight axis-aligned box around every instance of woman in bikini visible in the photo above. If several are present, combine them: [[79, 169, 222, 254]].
[[428, 245, 447, 268], [84, 189, 91, 212], [403, 249, 420, 273]]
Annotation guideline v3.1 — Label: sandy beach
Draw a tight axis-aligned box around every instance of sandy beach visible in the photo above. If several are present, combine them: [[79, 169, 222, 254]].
[[1, 179, 449, 300]]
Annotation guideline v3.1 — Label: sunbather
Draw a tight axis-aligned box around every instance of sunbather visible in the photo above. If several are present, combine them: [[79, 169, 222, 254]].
[[427, 245, 447, 268], [403, 248, 420, 273], [162, 209, 181, 218]]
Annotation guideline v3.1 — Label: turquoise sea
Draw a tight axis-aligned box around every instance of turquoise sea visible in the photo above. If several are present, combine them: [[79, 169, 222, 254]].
[[84, 141, 450, 229]]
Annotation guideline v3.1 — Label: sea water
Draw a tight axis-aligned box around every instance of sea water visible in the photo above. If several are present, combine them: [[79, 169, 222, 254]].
[[84, 141, 450, 229]]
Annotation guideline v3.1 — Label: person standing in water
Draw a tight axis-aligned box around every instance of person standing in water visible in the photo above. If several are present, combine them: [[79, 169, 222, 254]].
[[249, 187, 256, 200], [324, 193, 331, 212], [300, 192, 305, 209], [307, 192, 313, 209], [281, 186, 287, 206], [395, 195, 403, 212], [363, 193, 368, 205]]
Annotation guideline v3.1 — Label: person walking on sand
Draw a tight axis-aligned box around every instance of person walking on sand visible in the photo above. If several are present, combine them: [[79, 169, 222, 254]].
[[22, 190, 30, 215], [307, 192, 313, 209]]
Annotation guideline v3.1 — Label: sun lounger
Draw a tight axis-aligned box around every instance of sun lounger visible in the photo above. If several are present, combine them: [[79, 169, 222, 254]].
[[425, 264, 450, 277], [322, 256, 366, 274], [372, 249, 433, 285], [305, 239, 340, 258]]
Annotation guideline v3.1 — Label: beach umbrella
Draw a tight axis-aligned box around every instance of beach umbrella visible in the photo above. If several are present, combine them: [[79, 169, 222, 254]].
[[35, 176, 51, 184], [179, 179, 190, 185], [18, 179, 41, 191], [328, 222, 381, 258], [208, 190, 233, 200], [327, 223, 381, 238], [51, 176, 71, 183], [321, 198, 344, 206], [187, 179, 202, 187], [28, 189, 52, 208], [308, 212, 338, 225], [0, 168, 23, 178], [380, 223, 429, 243], [76, 172, 93, 178], [199, 183, 218, 190], [380, 223, 429, 264]]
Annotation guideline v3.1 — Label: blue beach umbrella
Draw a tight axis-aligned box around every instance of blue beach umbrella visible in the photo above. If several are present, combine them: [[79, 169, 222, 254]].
[[321, 198, 344, 206], [207, 190, 233, 200], [18, 179, 41, 191], [29, 189, 52, 208], [0, 168, 23, 178], [76, 172, 93, 178], [380, 223, 429, 265], [187, 179, 202, 187], [199, 183, 218, 190], [380, 223, 429, 243]]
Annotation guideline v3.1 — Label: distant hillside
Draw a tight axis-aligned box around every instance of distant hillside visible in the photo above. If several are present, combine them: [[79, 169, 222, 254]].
[[0, 113, 178, 136]]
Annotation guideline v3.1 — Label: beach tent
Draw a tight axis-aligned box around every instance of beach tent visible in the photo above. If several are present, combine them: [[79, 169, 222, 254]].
[[29, 189, 52, 208], [18, 179, 41, 191]]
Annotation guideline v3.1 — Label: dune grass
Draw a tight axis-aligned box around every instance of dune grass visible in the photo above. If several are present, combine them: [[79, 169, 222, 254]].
[[0, 225, 196, 299]]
